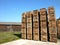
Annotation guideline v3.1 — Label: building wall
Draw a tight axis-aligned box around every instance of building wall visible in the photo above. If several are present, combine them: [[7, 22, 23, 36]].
[[0, 24, 7, 31], [0, 24, 21, 32], [12, 25, 21, 31]]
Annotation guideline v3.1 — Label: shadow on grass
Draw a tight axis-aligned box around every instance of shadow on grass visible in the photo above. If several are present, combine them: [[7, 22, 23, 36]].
[[13, 33, 21, 38]]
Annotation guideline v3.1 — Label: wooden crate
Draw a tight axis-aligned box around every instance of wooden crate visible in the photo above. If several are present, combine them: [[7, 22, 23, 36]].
[[21, 33, 26, 39], [40, 8, 47, 15], [41, 34, 48, 41], [41, 22, 47, 28], [41, 29, 47, 34], [27, 34, 32, 40], [27, 28, 32, 34], [33, 23, 39, 28], [49, 29, 57, 34], [21, 24, 26, 34], [22, 17, 26, 22], [49, 34, 57, 43], [33, 33, 39, 41], [27, 23, 32, 27], [33, 10, 39, 22], [21, 29, 26, 33], [40, 17, 46, 21], [33, 10, 38, 15], [22, 13, 26, 22], [33, 28, 39, 33]]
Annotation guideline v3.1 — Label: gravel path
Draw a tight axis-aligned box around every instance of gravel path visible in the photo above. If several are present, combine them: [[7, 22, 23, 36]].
[[0, 39, 60, 45]]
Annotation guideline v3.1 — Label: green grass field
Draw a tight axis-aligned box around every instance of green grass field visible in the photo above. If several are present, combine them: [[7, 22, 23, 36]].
[[0, 32, 21, 44], [0, 32, 60, 44]]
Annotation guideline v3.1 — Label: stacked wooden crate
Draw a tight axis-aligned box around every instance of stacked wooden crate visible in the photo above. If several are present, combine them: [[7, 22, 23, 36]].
[[21, 7, 57, 43], [40, 8, 48, 41], [33, 10, 39, 41], [21, 13, 27, 39], [57, 18, 60, 38], [48, 7, 57, 43], [27, 12, 33, 40]]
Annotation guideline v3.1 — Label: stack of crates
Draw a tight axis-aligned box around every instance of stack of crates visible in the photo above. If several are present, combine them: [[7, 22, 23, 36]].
[[48, 7, 57, 43], [27, 12, 33, 40], [21, 13, 27, 39], [33, 10, 39, 41], [57, 18, 60, 38], [21, 7, 57, 43], [40, 8, 48, 41]]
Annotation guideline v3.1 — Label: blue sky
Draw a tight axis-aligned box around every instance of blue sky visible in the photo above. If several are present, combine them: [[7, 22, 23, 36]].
[[0, 0, 60, 22]]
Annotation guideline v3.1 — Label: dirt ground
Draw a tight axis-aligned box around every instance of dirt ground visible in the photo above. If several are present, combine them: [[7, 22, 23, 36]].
[[0, 39, 60, 45]]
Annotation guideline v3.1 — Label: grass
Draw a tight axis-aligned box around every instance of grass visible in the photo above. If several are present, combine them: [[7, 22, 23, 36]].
[[0, 32, 60, 44], [0, 31, 21, 44]]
